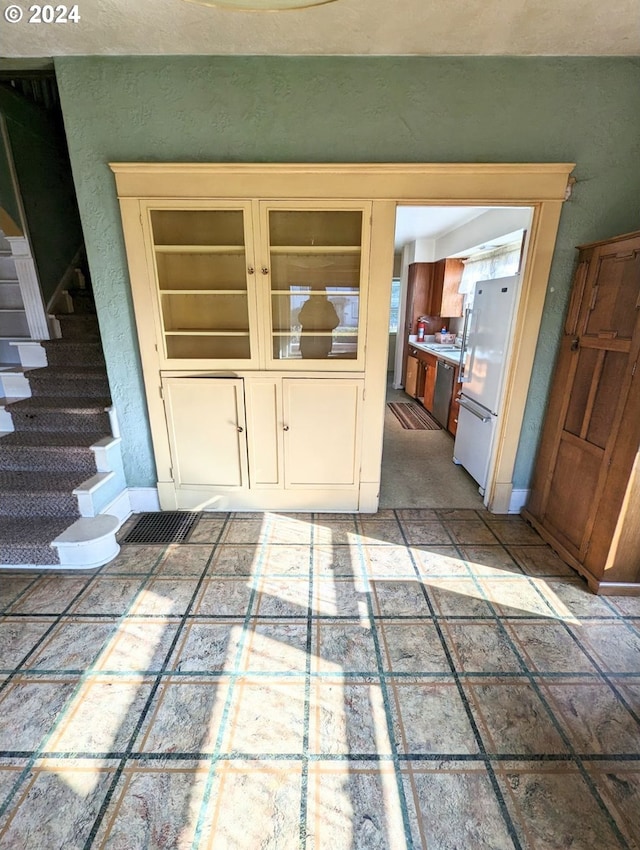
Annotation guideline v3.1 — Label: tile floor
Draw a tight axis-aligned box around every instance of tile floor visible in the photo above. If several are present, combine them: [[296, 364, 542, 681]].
[[1, 509, 640, 849]]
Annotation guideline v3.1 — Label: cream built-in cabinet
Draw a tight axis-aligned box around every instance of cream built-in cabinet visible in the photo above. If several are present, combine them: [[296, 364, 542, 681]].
[[115, 177, 374, 511]]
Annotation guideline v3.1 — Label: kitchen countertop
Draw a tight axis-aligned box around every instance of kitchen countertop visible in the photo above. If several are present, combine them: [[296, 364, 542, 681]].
[[409, 340, 462, 367]]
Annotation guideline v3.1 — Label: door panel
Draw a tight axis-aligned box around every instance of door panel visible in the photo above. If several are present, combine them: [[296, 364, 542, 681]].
[[544, 439, 601, 550], [283, 379, 362, 487], [163, 378, 247, 488], [245, 378, 282, 487]]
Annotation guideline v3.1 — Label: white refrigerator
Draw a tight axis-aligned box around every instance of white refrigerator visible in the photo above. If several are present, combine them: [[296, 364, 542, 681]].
[[453, 275, 519, 494]]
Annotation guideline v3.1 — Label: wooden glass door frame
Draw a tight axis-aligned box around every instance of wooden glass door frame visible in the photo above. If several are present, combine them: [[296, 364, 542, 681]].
[[112, 163, 574, 512]]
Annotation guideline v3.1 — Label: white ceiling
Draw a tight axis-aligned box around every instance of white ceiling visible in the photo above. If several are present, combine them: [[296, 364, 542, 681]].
[[3, 0, 639, 57], [394, 207, 487, 250]]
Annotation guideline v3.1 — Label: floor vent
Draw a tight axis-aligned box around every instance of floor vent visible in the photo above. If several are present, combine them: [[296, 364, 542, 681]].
[[121, 511, 200, 544]]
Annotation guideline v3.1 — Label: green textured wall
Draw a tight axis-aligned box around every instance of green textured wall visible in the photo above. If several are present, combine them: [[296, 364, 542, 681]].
[[55, 56, 640, 490], [0, 85, 84, 304]]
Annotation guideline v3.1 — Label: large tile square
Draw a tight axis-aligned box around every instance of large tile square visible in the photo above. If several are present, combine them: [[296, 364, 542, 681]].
[[220, 679, 306, 754], [508, 545, 575, 578], [314, 578, 369, 618], [313, 519, 358, 546], [444, 520, 499, 546], [477, 577, 556, 619], [101, 545, 166, 574], [442, 621, 523, 673], [188, 517, 226, 543], [206, 545, 260, 576], [0, 677, 79, 751], [255, 578, 310, 618], [260, 545, 312, 576], [357, 519, 405, 546], [380, 621, 450, 673], [168, 622, 244, 673], [361, 545, 417, 577], [240, 621, 309, 673], [482, 517, 543, 545], [569, 622, 640, 672], [586, 761, 640, 850], [44, 676, 155, 754], [309, 679, 392, 755], [194, 579, 254, 617], [424, 578, 493, 618], [92, 764, 208, 850], [94, 618, 180, 673], [153, 544, 213, 576], [199, 761, 302, 850], [411, 546, 470, 577], [372, 580, 430, 617], [0, 575, 38, 612], [0, 759, 116, 849], [542, 677, 640, 754], [70, 577, 146, 615], [404, 762, 515, 850], [308, 763, 408, 850], [400, 521, 452, 546], [495, 762, 624, 850], [311, 621, 378, 673], [459, 545, 523, 576], [390, 679, 480, 755], [131, 579, 199, 616], [314, 545, 363, 577], [135, 678, 229, 754], [0, 618, 56, 669]]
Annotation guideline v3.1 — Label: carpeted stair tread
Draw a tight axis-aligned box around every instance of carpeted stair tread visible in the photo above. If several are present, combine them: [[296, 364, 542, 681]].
[[0, 516, 73, 542], [0, 515, 73, 564], [0, 470, 91, 492], [9, 396, 111, 412], [0, 430, 105, 448]]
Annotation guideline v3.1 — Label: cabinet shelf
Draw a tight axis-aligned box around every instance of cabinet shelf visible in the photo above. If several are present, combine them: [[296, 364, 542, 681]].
[[165, 330, 250, 337], [269, 245, 361, 255], [273, 330, 357, 337], [155, 245, 245, 254], [270, 288, 360, 296], [160, 289, 248, 295]]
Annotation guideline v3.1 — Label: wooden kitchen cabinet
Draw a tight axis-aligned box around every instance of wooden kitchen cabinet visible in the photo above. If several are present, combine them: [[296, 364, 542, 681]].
[[523, 230, 640, 594], [405, 353, 420, 398], [437, 258, 465, 318], [423, 353, 437, 411]]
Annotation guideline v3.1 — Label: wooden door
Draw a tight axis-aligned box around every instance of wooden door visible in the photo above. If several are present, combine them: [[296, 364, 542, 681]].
[[162, 377, 248, 489], [283, 379, 362, 487], [525, 232, 640, 573]]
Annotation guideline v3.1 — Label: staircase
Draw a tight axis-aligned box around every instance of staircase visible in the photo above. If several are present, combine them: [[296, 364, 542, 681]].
[[0, 289, 122, 568]]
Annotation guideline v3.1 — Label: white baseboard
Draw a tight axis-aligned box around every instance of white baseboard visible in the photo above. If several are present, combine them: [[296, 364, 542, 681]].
[[129, 487, 161, 513], [100, 486, 160, 526], [509, 489, 530, 514]]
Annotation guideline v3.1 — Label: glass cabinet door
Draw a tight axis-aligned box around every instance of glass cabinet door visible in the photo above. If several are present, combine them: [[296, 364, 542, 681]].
[[266, 208, 366, 364], [150, 207, 254, 362]]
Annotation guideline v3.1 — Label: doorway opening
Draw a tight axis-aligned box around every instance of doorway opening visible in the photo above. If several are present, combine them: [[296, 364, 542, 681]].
[[379, 204, 533, 510]]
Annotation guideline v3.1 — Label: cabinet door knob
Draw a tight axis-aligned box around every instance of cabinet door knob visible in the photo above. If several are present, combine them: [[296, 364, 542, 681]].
[[283, 425, 289, 431], [247, 266, 255, 275], [237, 425, 244, 433], [261, 267, 269, 275]]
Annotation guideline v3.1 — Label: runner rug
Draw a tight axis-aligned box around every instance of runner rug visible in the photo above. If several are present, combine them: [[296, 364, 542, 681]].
[[387, 401, 442, 430]]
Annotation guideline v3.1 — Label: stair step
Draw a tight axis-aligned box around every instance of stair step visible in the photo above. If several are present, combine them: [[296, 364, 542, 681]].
[[28, 367, 110, 398], [55, 313, 101, 340], [7, 396, 112, 433], [40, 339, 105, 367], [0, 430, 103, 473], [0, 516, 70, 565], [0, 471, 83, 517]]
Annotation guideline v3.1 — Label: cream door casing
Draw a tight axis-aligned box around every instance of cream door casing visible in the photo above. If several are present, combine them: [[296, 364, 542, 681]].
[[283, 378, 363, 487], [162, 377, 248, 488]]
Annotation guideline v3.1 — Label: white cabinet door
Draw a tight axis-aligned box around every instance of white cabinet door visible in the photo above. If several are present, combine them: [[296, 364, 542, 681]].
[[283, 379, 363, 487], [162, 377, 248, 488]]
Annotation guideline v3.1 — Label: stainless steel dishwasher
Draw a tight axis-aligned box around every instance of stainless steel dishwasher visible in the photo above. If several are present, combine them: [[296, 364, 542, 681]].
[[433, 360, 455, 427]]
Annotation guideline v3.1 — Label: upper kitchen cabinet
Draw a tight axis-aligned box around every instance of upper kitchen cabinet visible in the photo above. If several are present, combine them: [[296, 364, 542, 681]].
[[437, 258, 465, 318]]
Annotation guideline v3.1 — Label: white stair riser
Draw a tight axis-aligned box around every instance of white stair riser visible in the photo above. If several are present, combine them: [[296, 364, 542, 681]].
[[9, 341, 47, 367], [0, 256, 17, 279], [0, 372, 31, 399], [0, 405, 14, 431], [0, 313, 29, 337], [0, 283, 24, 310]]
